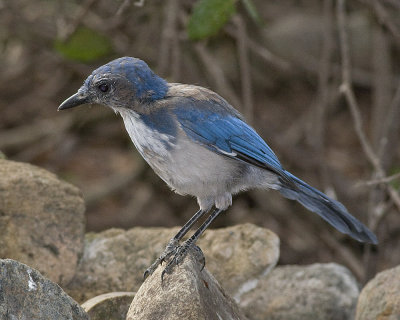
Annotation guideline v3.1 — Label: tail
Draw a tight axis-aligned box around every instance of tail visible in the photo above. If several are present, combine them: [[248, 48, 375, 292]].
[[278, 171, 378, 244]]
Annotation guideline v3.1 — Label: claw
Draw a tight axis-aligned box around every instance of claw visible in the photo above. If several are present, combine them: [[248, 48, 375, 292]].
[[143, 269, 150, 280], [144, 238, 179, 279], [193, 245, 206, 271], [160, 238, 197, 280]]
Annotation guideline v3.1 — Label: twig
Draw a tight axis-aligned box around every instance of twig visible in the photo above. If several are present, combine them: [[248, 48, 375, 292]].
[[59, 0, 97, 41], [337, 0, 381, 172], [371, 26, 392, 152], [337, 0, 400, 213], [309, 0, 335, 187], [382, 0, 400, 9], [359, 172, 400, 187], [370, 0, 400, 44], [224, 26, 290, 71], [116, 0, 131, 16], [158, 0, 180, 76], [378, 80, 400, 161], [194, 42, 241, 108], [232, 15, 254, 123], [134, 0, 145, 7], [320, 233, 364, 279], [367, 25, 391, 242]]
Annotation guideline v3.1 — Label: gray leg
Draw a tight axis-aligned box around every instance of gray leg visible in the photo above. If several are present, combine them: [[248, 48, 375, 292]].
[[173, 208, 208, 241], [161, 208, 223, 280], [144, 208, 208, 279]]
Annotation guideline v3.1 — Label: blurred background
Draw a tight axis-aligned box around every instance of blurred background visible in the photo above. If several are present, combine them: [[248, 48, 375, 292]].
[[1, 0, 400, 284]]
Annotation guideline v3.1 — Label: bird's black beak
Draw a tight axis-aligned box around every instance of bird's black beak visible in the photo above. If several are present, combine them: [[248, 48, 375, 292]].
[[58, 92, 90, 111]]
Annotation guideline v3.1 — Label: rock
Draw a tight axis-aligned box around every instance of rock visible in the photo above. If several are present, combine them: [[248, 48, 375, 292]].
[[200, 223, 279, 298], [126, 251, 248, 320], [356, 265, 400, 320], [0, 259, 88, 320], [66, 227, 179, 302], [237, 263, 359, 320], [82, 292, 135, 320], [0, 159, 85, 285], [66, 223, 279, 303]]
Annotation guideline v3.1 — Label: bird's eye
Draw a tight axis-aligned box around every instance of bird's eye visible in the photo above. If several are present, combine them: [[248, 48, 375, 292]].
[[98, 83, 109, 93]]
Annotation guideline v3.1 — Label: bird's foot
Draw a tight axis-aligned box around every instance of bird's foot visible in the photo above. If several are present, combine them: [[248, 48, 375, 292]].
[[161, 239, 205, 281], [143, 238, 179, 279]]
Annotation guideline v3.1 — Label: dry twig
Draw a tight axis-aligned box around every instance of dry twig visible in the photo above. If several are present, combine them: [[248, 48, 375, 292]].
[[337, 0, 400, 218], [360, 172, 400, 187], [194, 42, 241, 108], [59, 0, 97, 41], [224, 26, 290, 71], [158, 0, 181, 77], [369, 0, 400, 44], [309, 0, 335, 188], [232, 15, 254, 122]]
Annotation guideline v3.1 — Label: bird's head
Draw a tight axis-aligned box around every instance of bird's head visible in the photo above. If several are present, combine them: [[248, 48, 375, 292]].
[[58, 57, 168, 112]]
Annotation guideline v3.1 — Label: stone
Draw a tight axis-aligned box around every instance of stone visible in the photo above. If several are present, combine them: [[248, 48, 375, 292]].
[[237, 263, 359, 320], [0, 259, 88, 320], [82, 292, 135, 320], [66, 227, 179, 302], [126, 251, 248, 320], [66, 223, 279, 303], [355, 265, 400, 320], [0, 159, 85, 285], [200, 223, 279, 298]]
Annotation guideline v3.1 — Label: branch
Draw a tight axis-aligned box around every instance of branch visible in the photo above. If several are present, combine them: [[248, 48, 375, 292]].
[[224, 26, 290, 71], [370, 0, 400, 44], [359, 172, 400, 187], [232, 15, 254, 123], [59, 0, 97, 41], [193, 42, 241, 108], [337, 0, 400, 213], [158, 0, 180, 76]]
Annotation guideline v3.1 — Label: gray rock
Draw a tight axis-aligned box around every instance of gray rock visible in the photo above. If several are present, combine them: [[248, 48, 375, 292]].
[[0, 259, 88, 320], [0, 159, 85, 285], [238, 263, 359, 320], [82, 292, 135, 320], [126, 251, 248, 320], [200, 223, 279, 298], [66, 224, 279, 303], [66, 227, 179, 302], [356, 265, 400, 320]]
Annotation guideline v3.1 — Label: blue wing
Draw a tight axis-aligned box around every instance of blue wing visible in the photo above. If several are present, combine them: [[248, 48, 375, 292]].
[[173, 100, 291, 181]]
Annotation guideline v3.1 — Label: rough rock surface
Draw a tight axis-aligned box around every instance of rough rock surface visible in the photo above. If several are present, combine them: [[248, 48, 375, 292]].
[[126, 251, 248, 320], [0, 259, 88, 320], [200, 223, 279, 297], [0, 159, 85, 285], [82, 292, 135, 320], [66, 223, 279, 302], [356, 265, 400, 320], [237, 263, 359, 320]]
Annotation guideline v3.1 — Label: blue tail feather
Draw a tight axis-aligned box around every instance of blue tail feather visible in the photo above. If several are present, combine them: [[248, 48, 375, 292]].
[[279, 172, 378, 244]]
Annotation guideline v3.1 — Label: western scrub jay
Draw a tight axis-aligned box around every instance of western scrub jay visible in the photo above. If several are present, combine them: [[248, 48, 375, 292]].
[[59, 57, 377, 278]]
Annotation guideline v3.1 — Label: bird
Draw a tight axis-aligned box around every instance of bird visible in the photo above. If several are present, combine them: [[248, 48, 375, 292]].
[[58, 56, 378, 279]]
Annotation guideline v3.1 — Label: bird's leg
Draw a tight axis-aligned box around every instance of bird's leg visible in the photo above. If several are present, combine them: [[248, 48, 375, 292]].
[[144, 208, 207, 279], [161, 208, 223, 280]]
